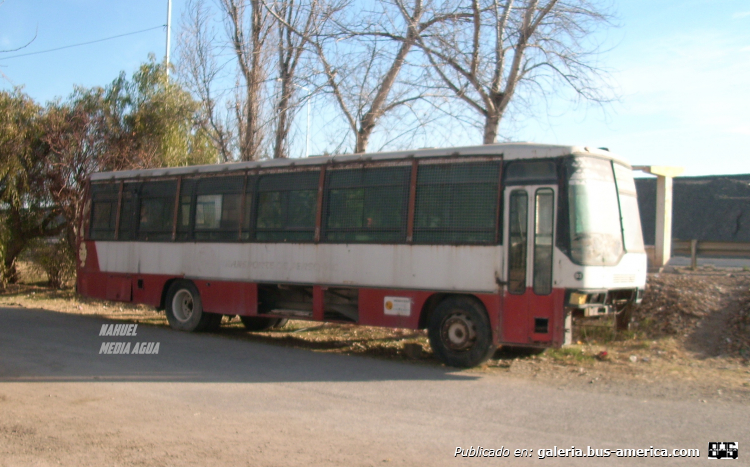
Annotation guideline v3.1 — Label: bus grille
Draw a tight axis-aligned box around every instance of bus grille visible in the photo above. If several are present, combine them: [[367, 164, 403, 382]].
[[613, 274, 635, 284]]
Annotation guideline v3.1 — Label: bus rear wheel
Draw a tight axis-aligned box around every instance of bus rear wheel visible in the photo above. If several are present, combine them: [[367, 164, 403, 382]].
[[165, 280, 217, 332], [428, 296, 496, 368], [240, 316, 287, 332]]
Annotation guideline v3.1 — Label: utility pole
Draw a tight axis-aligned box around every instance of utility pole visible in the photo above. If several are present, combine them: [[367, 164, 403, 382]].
[[165, 0, 172, 79]]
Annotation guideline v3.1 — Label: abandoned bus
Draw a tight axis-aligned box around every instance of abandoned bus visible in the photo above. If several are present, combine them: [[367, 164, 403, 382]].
[[77, 143, 647, 367]]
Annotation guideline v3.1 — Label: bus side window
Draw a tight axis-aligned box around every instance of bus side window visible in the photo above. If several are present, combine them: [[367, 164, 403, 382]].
[[241, 181, 253, 240], [413, 161, 500, 244], [508, 190, 528, 294], [175, 178, 196, 241], [533, 188, 554, 295], [118, 185, 138, 240], [194, 176, 244, 241], [89, 183, 119, 240], [324, 166, 410, 243], [256, 171, 319, 242], [504, 160, 557, 185], [137, 180, 177, 242]]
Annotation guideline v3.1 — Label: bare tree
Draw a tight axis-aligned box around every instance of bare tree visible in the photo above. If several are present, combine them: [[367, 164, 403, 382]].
[[270, 0, 335, 158], [178, 0, 465, 158], [219, 0, 275, 161], [182, 0, 323, 160], [416, 0, 614, 144], [265, 0, 464, 154], [178, 0, 614, 158], [178, 0, 235, 162], [312, 0, 452, 153]]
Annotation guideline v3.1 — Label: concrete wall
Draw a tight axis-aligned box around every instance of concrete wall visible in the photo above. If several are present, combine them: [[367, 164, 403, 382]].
[[635, 174, 750, 245]]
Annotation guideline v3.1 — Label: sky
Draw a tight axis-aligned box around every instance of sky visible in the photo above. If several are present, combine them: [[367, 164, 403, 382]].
[[0, 0, 748, 176]]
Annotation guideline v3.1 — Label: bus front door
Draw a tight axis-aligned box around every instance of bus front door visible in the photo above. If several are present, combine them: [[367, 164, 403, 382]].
[[501, 186, 558, 346]]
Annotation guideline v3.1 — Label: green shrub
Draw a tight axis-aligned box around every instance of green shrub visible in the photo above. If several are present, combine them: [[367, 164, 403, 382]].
[[23, 239, 75, 288]]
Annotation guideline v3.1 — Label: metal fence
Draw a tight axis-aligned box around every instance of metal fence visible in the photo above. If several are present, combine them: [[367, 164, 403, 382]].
[[671, 239, 750, 268]]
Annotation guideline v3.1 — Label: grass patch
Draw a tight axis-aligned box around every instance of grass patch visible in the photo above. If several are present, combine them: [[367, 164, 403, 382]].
[[627, 341, 652, 350], [546, 346, 595, 363]]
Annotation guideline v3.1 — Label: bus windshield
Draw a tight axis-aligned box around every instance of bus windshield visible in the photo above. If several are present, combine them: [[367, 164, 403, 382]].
[[613, 163, 646, 253], [566, 156, 624, 266]]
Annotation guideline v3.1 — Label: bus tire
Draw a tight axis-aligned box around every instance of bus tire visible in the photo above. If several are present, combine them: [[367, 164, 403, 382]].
[[165, 280, 214, 332], [240, 316, 286, 332], [428, 296, 496, 368]]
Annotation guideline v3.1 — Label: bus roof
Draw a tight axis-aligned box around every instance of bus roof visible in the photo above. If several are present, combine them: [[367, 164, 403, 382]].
[[90, 142, 629, 181]]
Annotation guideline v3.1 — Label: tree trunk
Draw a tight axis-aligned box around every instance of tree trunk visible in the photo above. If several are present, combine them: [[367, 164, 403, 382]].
[[355, 127, 372, 154], [1, 259, 19, 285], [274, 77, 290, 159], [483, 113, 499, 144], [224, 0, 268, 162], [2, 209, 27, 284], [243, 91, 257, 161], [2, 240, 24, 285], [274, 104, 288, 158]]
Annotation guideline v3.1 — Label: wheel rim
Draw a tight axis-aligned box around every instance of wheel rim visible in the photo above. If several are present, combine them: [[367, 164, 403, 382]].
[[441, 312, 477, 351], [171, 289, 194, 323]]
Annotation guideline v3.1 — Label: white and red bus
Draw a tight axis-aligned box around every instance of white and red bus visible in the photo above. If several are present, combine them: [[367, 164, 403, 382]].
[[77, 143, 647, 367]]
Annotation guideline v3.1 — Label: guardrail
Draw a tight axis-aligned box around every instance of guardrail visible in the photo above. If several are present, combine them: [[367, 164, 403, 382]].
[[671, 239, 750, 268]]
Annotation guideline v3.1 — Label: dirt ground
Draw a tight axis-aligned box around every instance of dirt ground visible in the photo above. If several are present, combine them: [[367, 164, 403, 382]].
[[2, 264, 749, 405]]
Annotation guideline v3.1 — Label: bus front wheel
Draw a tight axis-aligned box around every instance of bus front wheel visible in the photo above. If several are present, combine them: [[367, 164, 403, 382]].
[[165, 280, 218, 332], [428, 296, 496, 368]]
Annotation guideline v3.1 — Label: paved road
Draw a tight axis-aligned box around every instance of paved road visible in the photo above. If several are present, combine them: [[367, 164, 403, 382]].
[[0, 306, 746, 466]]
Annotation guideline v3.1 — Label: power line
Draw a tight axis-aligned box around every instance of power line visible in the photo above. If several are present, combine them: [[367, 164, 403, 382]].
[[0, 25, 166, 60]]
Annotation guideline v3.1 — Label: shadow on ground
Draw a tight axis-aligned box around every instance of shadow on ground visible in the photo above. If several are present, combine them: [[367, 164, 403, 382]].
[[0, 306, 478, 384]]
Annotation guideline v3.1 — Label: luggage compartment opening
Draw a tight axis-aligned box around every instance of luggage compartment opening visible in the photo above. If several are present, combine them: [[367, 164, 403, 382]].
[[324, 287, 359, 323], [257, 284, 313, 318]]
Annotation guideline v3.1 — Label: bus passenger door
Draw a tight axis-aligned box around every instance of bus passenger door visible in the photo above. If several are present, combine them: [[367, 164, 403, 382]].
[[501, 186, 557, 345]]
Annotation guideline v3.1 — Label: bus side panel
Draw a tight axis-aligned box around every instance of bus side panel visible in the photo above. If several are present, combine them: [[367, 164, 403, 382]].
[[77, 240, 104, 299], [476, 293, 502, 346], [551, 288, 566, 347], [78, 272, 108, 301], [500, 287, 565, 346], [86, 242, 501, 295], [132, 274, 176, 308], [193, 280, 258, 316], [501, 290, 528, 344], [80, 270, 173, 308], [527, 288, 565, 345], [357, 288, 431, 329], [357, 290, 501, 336], [79, 272, 135, 303], [104, 275, 132, 302]]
